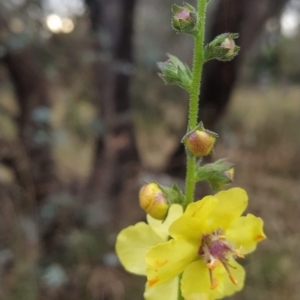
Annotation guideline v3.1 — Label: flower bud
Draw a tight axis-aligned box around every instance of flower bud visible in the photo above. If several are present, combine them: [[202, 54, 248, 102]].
[[214, 168, 234, 190], [195, 159, 235, 190], [171, 3, 197, 35], [204, 33, 240, 62], [220, 38, 235, 57], [224, 168, 234, 181], [157, 54, 192, 91], [183, 123, 218, 157], [139, 183, 169, 220]]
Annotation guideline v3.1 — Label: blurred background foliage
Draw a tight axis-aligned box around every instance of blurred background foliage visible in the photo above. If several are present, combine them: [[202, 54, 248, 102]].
[[0, 0, 300, 299]]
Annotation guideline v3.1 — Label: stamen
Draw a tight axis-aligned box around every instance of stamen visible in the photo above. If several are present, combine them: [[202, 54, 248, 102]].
[[226, 261, 237, 269], [234, 250, 244, 259], [221, 261, 238, 285], [209, 269, 218, 290], [199, 229, 242, 289], [229, 274, 238, 285], [206, 258, 220, 270]]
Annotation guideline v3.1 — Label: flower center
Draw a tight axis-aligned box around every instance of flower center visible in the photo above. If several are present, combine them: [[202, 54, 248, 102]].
[[198, 229, 244, 290]]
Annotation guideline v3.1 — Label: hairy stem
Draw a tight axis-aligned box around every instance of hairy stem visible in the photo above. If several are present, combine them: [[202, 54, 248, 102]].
[[184, 0, 207, 208], [178, 1, 207, 299]]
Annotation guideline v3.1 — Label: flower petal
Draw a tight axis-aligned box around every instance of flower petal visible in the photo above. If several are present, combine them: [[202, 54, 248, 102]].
[[181, 260, 212, 300], [116, 222, 164, 275], [169, 196, 217, 241], [146, 239, 197, 286], [144, 277, 178, 300], [147, 204, 183, 241], [226, 214, 266, 254], [181, 259, 245, 300], [206, 188, 248, 231]]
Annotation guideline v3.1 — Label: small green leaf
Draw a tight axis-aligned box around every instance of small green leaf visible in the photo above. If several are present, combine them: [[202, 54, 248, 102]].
[[157, 183, 186, 205], [195, 159, 234, 190]]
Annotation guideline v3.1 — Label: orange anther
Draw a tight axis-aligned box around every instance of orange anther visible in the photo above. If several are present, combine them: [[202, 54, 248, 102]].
[[229, 274, 238, 285], [218, 235, 226, 240], [234, 250, 244, 259], [210, 278, 218, 290]]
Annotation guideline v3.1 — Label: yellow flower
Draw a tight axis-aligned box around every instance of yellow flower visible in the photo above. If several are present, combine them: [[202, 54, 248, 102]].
[[115, 204, 183, 300], [146, 188, 266, 300]]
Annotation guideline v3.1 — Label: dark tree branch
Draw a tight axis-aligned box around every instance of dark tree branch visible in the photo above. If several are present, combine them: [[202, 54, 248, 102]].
[[83, 0, 138, 225], [0, 11, 63, 207]]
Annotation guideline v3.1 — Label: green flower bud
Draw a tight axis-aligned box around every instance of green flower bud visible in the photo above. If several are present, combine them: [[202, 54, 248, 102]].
[[157, 54, 192, 91], [214, 167, 234, 190], [204, 33, 240, 62], [171, 3, 197, 35], [139, 183, 169, 220], [183, 123, 218, 157], [195, 159, 235, 191]]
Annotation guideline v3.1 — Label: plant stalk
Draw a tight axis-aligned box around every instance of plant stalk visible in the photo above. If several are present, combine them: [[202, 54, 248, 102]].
[[177, 273, 184, 300], [184, 0, 207, 209], [179, 1, 207, 299]]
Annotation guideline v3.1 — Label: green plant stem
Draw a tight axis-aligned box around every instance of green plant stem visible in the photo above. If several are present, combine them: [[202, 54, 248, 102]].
[[184, 0, 207, 209], [179, 2, 207, 299], [177, 274, 184, 300]]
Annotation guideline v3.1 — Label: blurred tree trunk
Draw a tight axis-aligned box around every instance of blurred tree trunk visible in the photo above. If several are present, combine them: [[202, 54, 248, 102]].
[[0, 14, 67, 296], [166, 0, 289, 176], [0, 15, 61, 210], [84, 0, 139, 225]]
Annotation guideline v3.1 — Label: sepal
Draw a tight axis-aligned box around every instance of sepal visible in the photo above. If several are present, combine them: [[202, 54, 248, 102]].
[[195, 159, 235, 190], [157, 183, 186, 206]]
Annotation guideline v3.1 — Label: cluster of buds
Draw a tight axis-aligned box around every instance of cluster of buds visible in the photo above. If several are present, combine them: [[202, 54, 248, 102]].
[[141, 1, 240, 219], [171, 3, 198, 35], [157, 54, 192, 91], [204, 33, 240, 62], [182, 122, 218, 157]]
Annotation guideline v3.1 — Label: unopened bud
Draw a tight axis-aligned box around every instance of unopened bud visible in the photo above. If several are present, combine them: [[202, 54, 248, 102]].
[[183, 123, 218, 157], [214, 168, 234, 190], [139, 183, 169, 220], [204, 33, 240, 62], [224, 168, 234, 181], [221, 38, 235, 57], [175, 8, 191, 22], [195, 159, 235, 190], [172, 3, 197, 35], [157, 54, 192, 91]]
